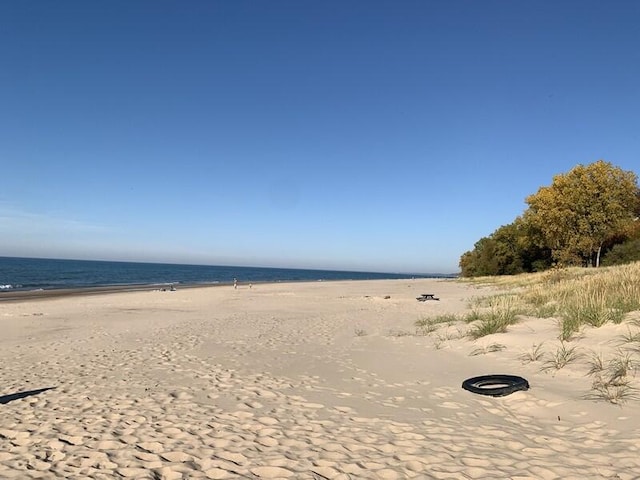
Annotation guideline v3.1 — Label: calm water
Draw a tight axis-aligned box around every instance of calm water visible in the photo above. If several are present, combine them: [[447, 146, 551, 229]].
[[0, 257, 452, 292]]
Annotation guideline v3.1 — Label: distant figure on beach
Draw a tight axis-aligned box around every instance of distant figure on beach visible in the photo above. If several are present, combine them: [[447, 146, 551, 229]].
[[233, 278, 237, 289]]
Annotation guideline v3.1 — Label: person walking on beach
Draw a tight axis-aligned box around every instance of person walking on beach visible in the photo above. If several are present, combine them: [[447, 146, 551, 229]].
[[233, 278, 237, 289]]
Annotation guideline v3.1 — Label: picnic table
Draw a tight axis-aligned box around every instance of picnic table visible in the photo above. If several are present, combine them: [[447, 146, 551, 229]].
[[417, 294, 439, 301]]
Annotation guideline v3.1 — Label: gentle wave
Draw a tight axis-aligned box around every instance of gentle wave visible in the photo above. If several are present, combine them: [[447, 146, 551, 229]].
[[0, 256, 451, 292]]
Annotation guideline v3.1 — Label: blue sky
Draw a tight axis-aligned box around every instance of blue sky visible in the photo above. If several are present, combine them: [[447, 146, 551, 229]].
[[1, 1, 639, 274]]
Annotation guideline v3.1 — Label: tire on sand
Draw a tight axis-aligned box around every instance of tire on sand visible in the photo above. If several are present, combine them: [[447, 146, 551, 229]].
[[462, 374, 529, 397]]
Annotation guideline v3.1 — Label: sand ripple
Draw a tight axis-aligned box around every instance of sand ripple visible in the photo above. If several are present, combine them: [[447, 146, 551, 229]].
[[1, 281, 640, 479]]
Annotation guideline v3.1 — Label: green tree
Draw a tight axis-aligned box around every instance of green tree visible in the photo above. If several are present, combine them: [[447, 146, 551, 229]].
[[601, 218, 640, 265], [458, 217, 552, 277], [510, 215, 553, 272], [601, 238, 640, 266], [459, 237, 497, 277], [525, 160, 639, 267]]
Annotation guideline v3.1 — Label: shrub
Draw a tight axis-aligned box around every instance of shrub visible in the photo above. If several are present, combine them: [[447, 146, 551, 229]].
[[602, 239, 640, 266]]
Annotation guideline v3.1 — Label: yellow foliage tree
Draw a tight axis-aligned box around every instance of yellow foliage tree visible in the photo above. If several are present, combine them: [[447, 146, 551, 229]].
[[525, 160, 639, 267]]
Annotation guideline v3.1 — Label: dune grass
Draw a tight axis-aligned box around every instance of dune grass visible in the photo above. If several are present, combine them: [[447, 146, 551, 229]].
[[519, 343, 546, 364], [469, 343, 506, 356], [414, 314, 458, 335], [458, 264, 640, 402], [459, 262, 640, 340], [541, 342, 583, 371], [466, 294, 524, 339], [585, 349, 639, 404]]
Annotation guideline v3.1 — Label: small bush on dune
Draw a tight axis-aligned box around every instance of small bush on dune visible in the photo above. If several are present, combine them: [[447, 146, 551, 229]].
[[601, 239, 640, 267]]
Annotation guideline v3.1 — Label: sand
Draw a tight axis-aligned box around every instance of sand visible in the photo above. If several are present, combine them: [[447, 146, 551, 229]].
[[1, 278, 639, 479]]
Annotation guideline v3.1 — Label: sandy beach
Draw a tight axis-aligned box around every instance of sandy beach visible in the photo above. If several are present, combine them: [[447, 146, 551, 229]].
[[1, 278, 639, 479]]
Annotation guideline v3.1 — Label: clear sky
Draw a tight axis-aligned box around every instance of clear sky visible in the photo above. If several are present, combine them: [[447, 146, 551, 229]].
[[1, 1, 639, 274]]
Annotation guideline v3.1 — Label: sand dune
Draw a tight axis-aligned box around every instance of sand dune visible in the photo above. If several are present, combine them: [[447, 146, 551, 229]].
[[1, 279, 639, 479]]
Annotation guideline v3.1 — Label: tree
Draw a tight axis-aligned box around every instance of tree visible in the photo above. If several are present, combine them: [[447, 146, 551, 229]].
[[458, 217, 552, 277], [509, 215, 553, 272], [601, 238, 640, 266], [459, 237, 498, 277], [601, 217, 640, 266], [525, 160, 639, 267]]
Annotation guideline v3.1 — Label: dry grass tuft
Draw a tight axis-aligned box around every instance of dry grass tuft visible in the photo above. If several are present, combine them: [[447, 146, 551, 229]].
[[415, 314, 460, 336], [585, 349, 639, 404], [519, 343, 546, 364], [541, 342, 583, 371], [469, 343, 507, 356]]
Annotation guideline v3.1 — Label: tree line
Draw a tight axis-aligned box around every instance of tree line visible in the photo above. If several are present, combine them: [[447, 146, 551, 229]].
[[459, 160, 640, 277]]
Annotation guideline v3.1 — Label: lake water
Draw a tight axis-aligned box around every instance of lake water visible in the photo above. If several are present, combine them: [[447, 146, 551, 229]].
[[0, 256, 453, 292]]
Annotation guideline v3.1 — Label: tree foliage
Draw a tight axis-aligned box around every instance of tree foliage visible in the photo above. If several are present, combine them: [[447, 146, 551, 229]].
[[601, 239, 640, 266], [525, 160, 638, 267], [601, 219, 640, 266], [459, 217, 552, 276], [459, 160, 639, 276]]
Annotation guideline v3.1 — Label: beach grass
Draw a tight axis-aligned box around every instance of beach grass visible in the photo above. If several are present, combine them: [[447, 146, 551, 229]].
[[414, 313, 459, 335], [585, 349, 639, 403], [459, 261, 640, 340], [541, 342, 583, 371], [459, 263, 640, 402], [519, 343, 546, 364], [469, 343, 507, 356], [465, 295, 523, 339]]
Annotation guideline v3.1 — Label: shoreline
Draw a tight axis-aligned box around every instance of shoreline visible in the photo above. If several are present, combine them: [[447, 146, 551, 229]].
[[0, 282, 225, 302], [0, 277, 446, 303]]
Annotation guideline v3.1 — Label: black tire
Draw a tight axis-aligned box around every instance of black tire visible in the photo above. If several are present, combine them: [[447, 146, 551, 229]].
[[462, 374, 529, 397]]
